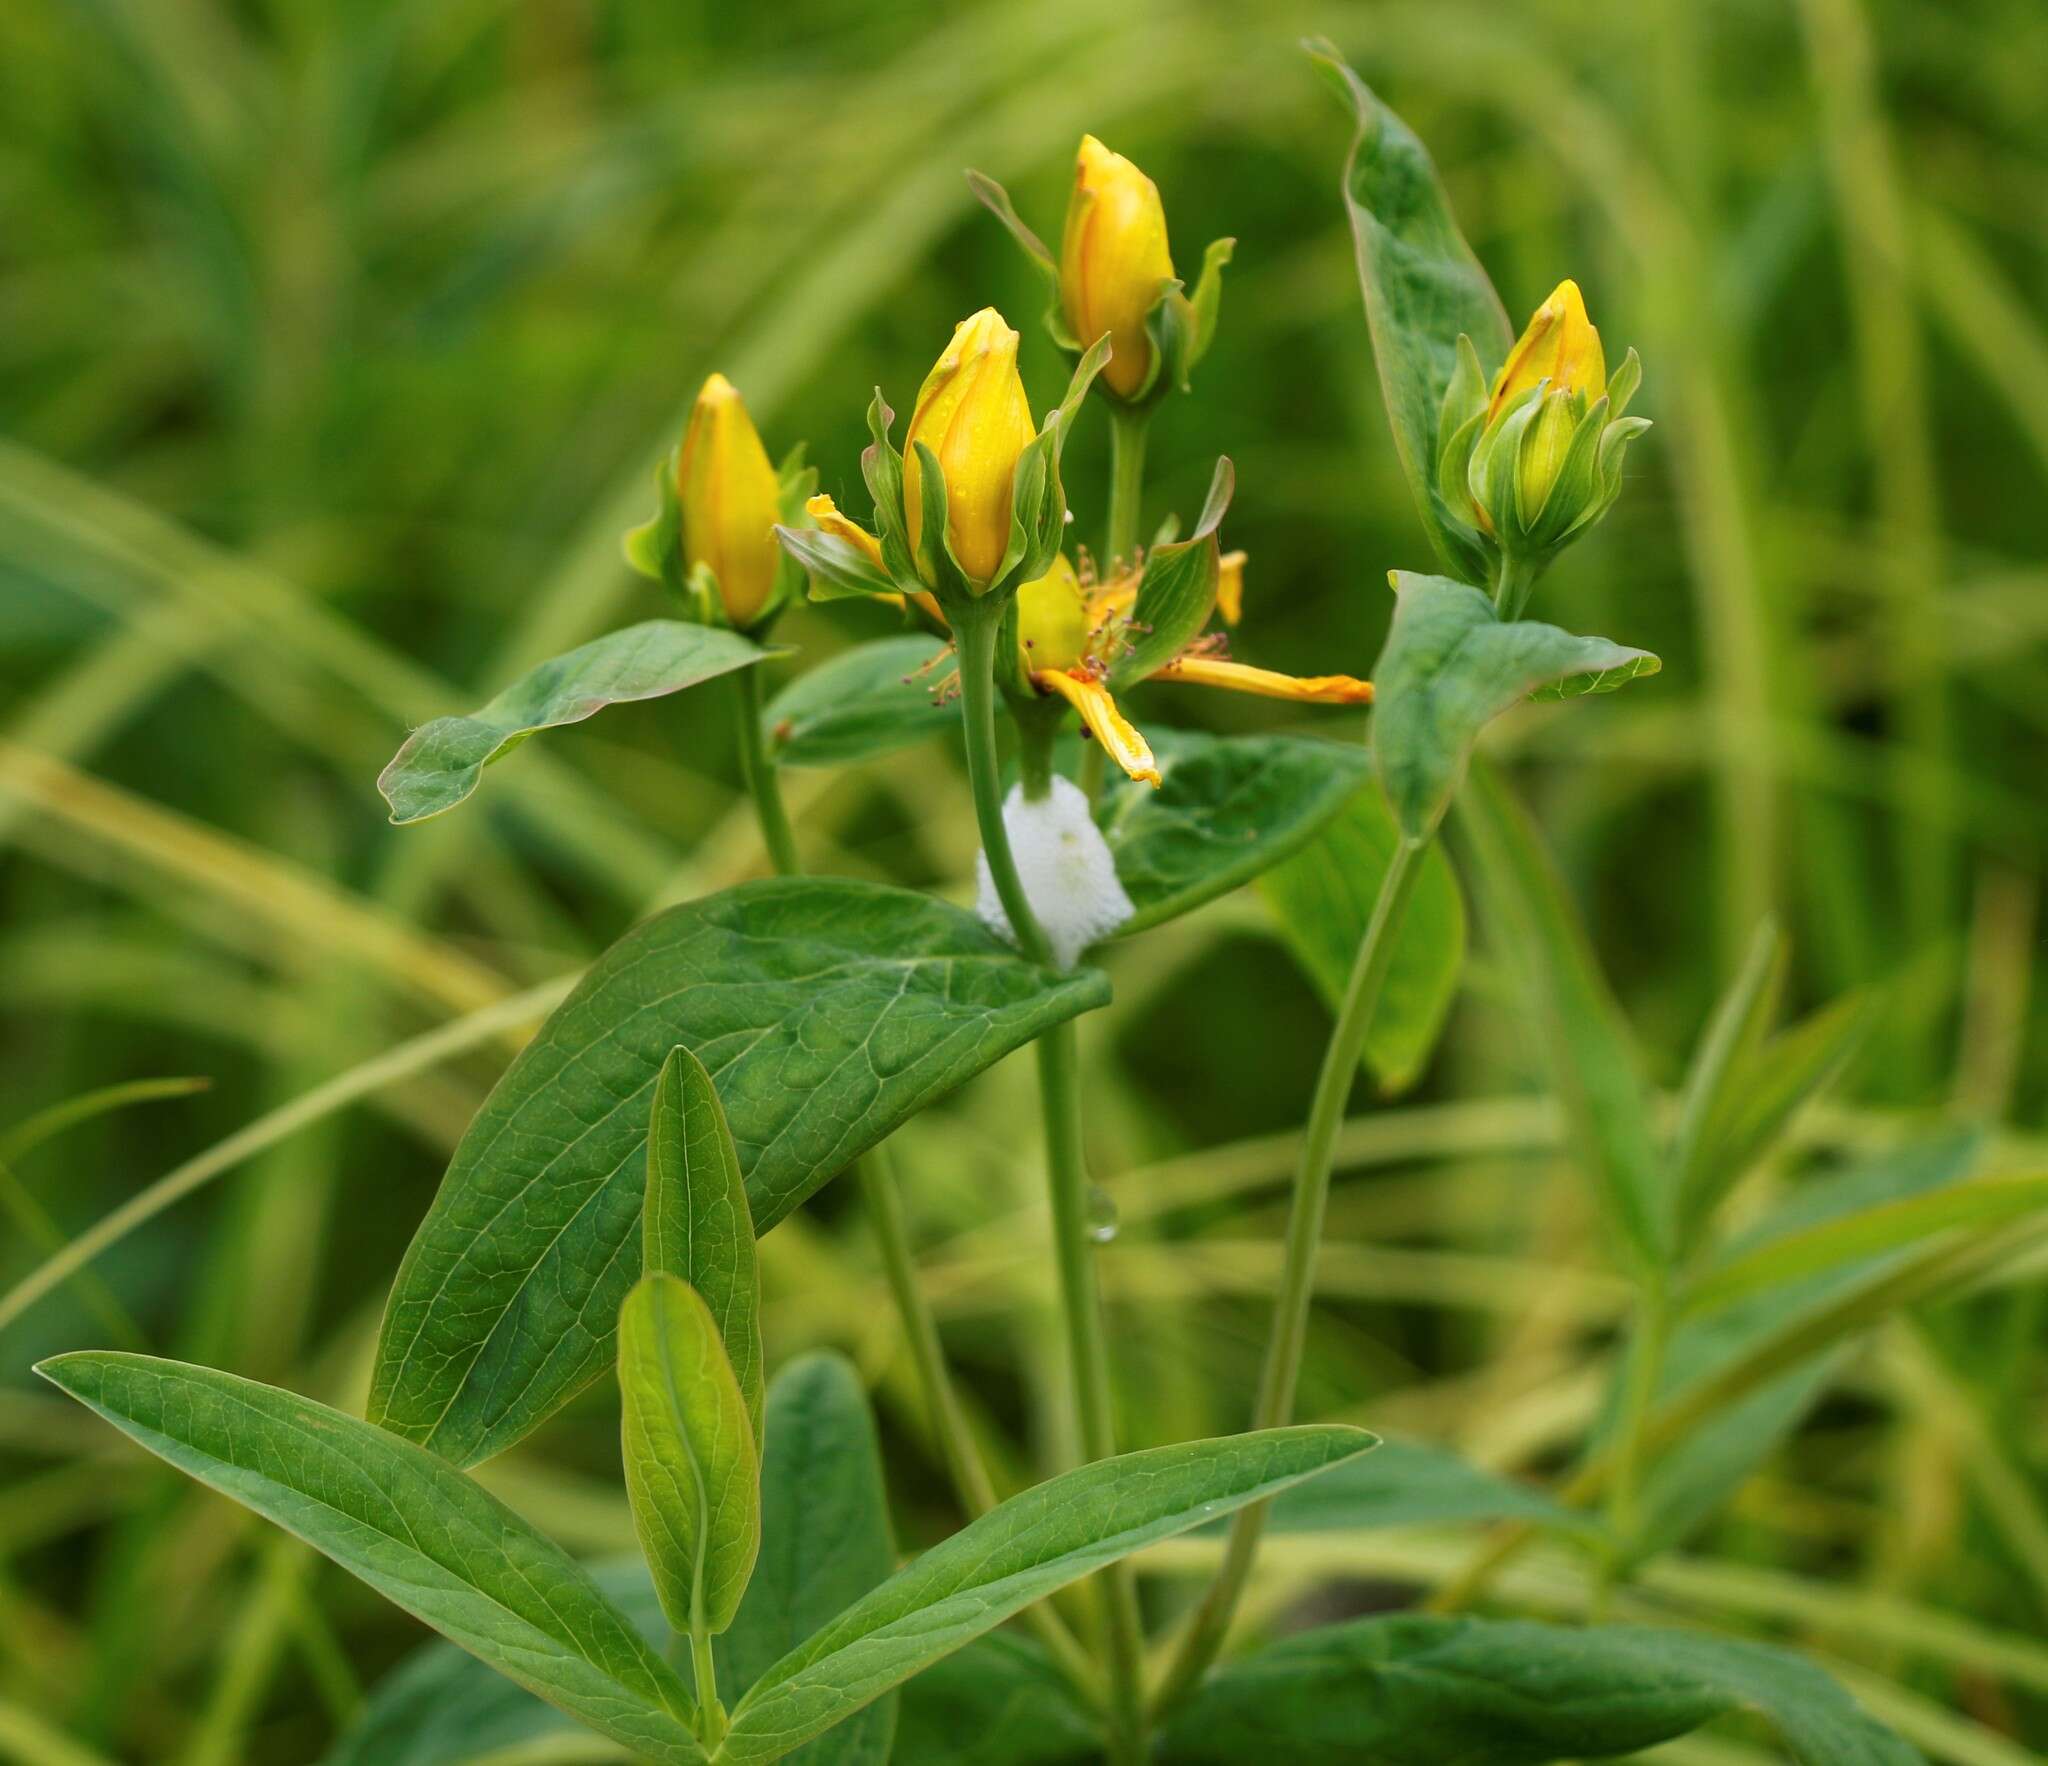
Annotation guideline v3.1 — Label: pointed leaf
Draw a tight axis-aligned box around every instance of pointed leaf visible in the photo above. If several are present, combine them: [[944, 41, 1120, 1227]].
[[36, 1354, 705, 1765], [1456, 761, 1667, 1270], [1224, 1434, 1591, 1539], [715, 1426, 1374, 1764], [717, 1354, 897, 1764], [1308, 42, 1511, 585], [378, 622, 778, 825], [1671, 919, 1787, 1236], [370, 878, 1109, 1467], [1374, 574, 1658, 843], [647, 1047, 763, 1441], [620, 1274, 760, 1636], [763, 636, 958, 768], [1096, 730, 1374, 938], [1259, 783, 1465, 1093], [1110, 458, 1233, 686], [1158, 1614, 1920, 1763]]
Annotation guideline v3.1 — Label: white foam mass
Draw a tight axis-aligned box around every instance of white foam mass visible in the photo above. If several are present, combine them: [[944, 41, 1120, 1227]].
[[975, 776, 1135, 969]]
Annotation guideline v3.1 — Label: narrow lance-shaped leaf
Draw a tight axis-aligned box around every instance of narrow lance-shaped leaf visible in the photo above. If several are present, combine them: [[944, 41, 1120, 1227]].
[[717, 1355, 898, 1766], [619, 1274, 761, 1637], [1373, 574, 1659, 844], [369, 878, 1109, 1469], [1307, 40, 1511, 585], [1258, 782, 1466, 1093], [1670, 917, 1787, 1235], [1159, 1613, 1921, 1764], [378, 622, 780, 825], [713, 1426, 1374, 1765], [648, 1046, 763, 1443], [1456, 759, 1667, 1272], [37, 1354, 706, 1766]]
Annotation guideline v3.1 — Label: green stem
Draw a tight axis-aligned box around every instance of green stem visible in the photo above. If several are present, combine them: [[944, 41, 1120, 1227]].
[[730, 665, 800, 877], [689, 1620, 725, 1746], [954, 601, 1054, 967], [1153, 836, 1429, 1715], [1106, 404, 1150, 567], [1039, 1015, 1148, 1762], [1494, 554, 1540, 621]]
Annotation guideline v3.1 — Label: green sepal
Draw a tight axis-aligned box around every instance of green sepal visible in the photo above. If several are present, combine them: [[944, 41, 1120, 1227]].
[[860, 388, 919, 589], [622, 444, 688, 597], [1110, 455, 1233, 688], [682, 560, 723, 630], [1137, 235, 1236, 405], [993, 331, 1110, 592], [965, 168, 1057, 282], [775, 526, 901, 602], [747, 445, 820, 634], [909, 438, 980, 606]]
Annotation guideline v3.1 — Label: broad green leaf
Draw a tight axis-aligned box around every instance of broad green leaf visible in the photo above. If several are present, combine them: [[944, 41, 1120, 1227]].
[[647, 1047, 763, 1442], [1097, 730, 1374, 938], [619, 1274, 760, 1636], [1258, 784, 1465, 1093], [1308, 43, 1510, 586], [378, 622, 777, 824], [1632, 1130, 1985, 1552], [1157, 1614, 1920, 1764], [1457, 760, 1668, 1271], [763, 635, 957, 767], [895, 1635, 1099, 1765], [715, 1426, 1374, 1765], [370, 878, 1109, 1468], [716, 1354, 897, 1766], [1375, 575, 1659, 843], [323, 1560, 663, 1765], [1225, 1435, 1591, 1539], [36, 1354, 705, 1766]]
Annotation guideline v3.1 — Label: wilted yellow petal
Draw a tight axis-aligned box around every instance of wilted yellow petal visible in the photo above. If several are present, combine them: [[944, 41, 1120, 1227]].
[[803, 493, 883, 567], [1486, 279, 1606, 423], [1061, 136, 1175, 400], [903, 308, 1037, 586], [1155, 655, 1373, 703], [1086, 566, 1141, 625], [677, 372, 784, 626], [1215, 549, 1246, 626], [1036, 669, 1161, 787]]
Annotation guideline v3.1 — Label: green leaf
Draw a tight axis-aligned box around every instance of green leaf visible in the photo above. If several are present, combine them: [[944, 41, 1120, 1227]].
[[646, 1047, 763, 1442], [619, 1274, 761, 1636], [1632, 1130, 1986, 1552], [1671, 919, 1790, 1238], [895, 1635, 1099, 1766], [1110, 458, 1233, 687], [1226, 1435, 1592, 1539], [762, 635, 958, 768], [1157, 1614, 1920, 1763], [1456, 760, 1668, 1271], [714, 1426, 1374, 1765], [1097, 729, 1374, 938], [378, 622, 778, 825], [1307, 42, 1511, 586], [36, 1354, 705, 1766], [776, 525, 904, 602], [1374, 574, 1659, 843], [717, 1354, 897, 1766], [369, 878, 1109, 1468], [323, 1560, 663, 1766], [1258, 783, 1465, 1093]]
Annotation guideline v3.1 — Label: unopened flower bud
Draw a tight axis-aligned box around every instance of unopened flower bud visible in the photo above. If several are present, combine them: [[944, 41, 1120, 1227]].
[[676, 373, 783, 627], [902, 309, 1037, 587], [1061, 136, 1174, 402]]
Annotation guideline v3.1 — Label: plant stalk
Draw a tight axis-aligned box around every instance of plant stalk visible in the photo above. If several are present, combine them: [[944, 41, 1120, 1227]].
[[1106, 404, 1150, 568], [955, 593, 1147, 1759], [1153, 835, 1428, 1714], [729, 665, 801, 878], [689, 1619, 725, 1746]]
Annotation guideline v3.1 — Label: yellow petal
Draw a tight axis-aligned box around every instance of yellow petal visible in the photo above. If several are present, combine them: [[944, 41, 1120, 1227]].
[[1087, 566, 1141, 625], [1036, 669, 1161, 787], [1486, 279, 1606, 423], [903, 308, 1037, 586], [1061, 136, 1175, 400], [1215, 549, 1246, 626], [1154, 656, 1374, 703], [1016, 554, 1090, 672], [677, 372, 784, 626], [804, 492, 883, 567]]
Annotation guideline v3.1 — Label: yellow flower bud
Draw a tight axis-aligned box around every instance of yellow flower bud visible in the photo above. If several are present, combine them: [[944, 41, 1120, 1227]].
[[1016, 554, 1089, 673], [1060, 135, 1175, 401], [1486, 279, 1606, 424], [676, 373, 783, 627], [902, 309, 1037, 587]]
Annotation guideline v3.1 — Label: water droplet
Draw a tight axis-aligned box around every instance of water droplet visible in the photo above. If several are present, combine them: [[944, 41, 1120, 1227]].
[[1085, 1185, 1120, 1244]]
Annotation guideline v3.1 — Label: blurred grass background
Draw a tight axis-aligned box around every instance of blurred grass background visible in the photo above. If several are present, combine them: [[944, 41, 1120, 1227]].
[[2, 0, 2045, 1759]]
